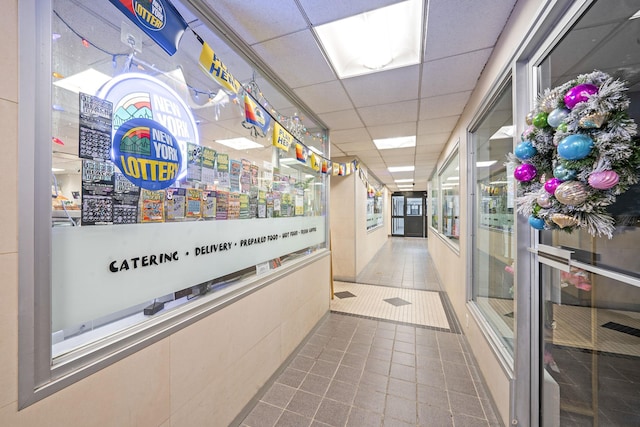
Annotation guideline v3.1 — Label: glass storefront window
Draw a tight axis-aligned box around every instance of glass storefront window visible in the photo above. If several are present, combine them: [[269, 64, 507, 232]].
[[49, 0, 327, 357], [536, 2, 640, 424], [429, 177, 438, 230], [471, 80, 515, 354], [439, 151, 460, 244]]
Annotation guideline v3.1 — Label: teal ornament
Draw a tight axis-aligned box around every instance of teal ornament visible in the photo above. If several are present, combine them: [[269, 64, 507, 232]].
[[557, 134, 594, 160], [514, 141, 537, 160], [528, 215, 546, 230], [547, 108, 570, 128], [533, 112, 549, 128], [553, 164, 577, 181]]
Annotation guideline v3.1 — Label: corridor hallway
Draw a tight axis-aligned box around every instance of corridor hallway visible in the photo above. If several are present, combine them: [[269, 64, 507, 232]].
[[240, 237, 501, 427]]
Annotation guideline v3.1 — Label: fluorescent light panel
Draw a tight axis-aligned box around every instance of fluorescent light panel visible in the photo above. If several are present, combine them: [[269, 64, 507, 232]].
[[215, 138, 264, 150], [373, 136, 416, 150], [388, 165, 415, 172], [394, 179, 413, 183], [489, 125, 514, 140], [477, 160, 497, 168], [53, 68, 112, 95], [314, 0, 422, 79], [630, 9, 640, 19]]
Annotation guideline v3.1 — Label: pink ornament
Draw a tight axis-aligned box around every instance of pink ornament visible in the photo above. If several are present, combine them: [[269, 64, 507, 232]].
[[544, 178, 562, 194], [588, 170, 619, 190], [564, 83, 598, 109], [514, 163, 537, 182]]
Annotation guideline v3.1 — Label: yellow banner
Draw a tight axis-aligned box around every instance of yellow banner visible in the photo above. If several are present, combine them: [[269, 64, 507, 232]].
[[273, 122, 293, 152], [310, 153, 321, 171], [198, 42, 241, 94]]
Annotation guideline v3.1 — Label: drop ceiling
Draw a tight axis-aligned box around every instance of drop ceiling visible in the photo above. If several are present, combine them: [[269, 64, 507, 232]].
[[184, 0, 519, 191]]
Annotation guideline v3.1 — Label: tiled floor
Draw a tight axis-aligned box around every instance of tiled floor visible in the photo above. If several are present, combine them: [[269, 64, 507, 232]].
[[240, 238, 501, 427]]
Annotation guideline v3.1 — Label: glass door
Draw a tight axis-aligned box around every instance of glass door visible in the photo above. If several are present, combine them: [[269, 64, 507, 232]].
[[537, 236, 640, 426], [526, 2, 640, 425], [404, 197, 424, 237], [391, 195, 404, 235]]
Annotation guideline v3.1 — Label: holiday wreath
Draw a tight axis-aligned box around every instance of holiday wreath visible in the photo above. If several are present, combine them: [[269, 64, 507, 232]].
[[507, 70, 640, 239]]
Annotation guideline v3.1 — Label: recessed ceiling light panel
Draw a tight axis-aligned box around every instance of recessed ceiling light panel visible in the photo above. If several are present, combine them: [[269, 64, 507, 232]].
[[373, 136, 416, 150], [314, 0, 423, 79]]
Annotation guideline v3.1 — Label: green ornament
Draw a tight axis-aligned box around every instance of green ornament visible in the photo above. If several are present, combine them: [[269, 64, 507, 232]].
[[532, 204, 542, 215], [557, 123, 568, 133], [533, 112, 549, 128]]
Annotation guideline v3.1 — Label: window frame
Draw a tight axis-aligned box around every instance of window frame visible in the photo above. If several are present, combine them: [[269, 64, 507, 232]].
[[18, 0, 330, 408]]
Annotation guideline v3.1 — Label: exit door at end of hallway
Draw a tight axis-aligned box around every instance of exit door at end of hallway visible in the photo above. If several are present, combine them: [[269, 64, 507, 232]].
[[391, 192, 426, 237]]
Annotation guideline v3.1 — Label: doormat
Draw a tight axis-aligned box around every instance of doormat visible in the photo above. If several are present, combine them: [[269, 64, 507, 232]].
[[601, 321, 640, 338]]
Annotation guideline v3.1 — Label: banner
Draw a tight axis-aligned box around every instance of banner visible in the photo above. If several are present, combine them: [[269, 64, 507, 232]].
[[310, 153, 321, 172], [295, 143, 308, 163], [242, 94, 271, 137], [107, 0, 187, 56], [273, 122, 293, 152], [198, 42, 242, 94]]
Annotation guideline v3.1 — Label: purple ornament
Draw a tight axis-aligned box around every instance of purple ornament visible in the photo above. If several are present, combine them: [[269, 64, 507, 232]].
[[544, 178, 562, 194], [588, 170, 619, 190], [564, 83, 598, 109], [514, 163, 537, 182]]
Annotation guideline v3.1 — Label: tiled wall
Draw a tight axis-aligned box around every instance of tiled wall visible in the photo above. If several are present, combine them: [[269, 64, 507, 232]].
[[0, 0, 19, 416]]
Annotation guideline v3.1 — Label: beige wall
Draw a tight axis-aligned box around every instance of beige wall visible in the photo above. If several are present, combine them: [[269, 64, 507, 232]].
[[428, 0, 546, 425], [2, 1, 331, 424], [330, 169, 388, 281]]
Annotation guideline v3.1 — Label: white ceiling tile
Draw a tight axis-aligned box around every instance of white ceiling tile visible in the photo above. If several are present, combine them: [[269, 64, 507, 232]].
[[416, 143, 446, 155], [252, 31, 336, 88], [420, 48, 492, 97], [331, 144, 346, 156], [367, 122, 417, 140], [419, 91, 472, 120], [417, 132, 450, 148], [417, 116, 460, 135], [424, 0, 516, 61], [330, 127, 371, 144], [337, 141, 376, 153], [342, 65, 420, 107], [204, 0, 308, 45], [378, 147, 415, 160], [294, 81, 353, 114], [358, 100, 418, 127], [298, 0, 402, 25], [319, 109, 364, 130]]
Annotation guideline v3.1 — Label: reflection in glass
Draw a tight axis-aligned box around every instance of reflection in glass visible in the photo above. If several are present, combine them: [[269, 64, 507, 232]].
[[471, 80, 514, 354], [537, 1, 640, 424], [439, 152, 459, 242]]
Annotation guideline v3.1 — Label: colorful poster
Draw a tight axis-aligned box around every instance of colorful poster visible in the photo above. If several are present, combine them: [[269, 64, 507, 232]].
[[81, 159, 115, 225], [242, 93, 271, 137], [266, 193, 274, 218], [228, 192, 240, 219], [186, 188, 202, 218], [215, 153, 230, 188], [202, 189, 217, 218], [140, 189, 165, 223], [272, 122, 293, 152], [281, 193, 291, 217], [310, 153, 321, 172], [187, 142, 202, 182], [251, 164, 259, 187], [295, 143, 308, 163], [239, 193, 250, 219], [321, 159, 328, 174], [241, 159, 251, 193], [198, 41, 242, 94], [272, 193, 281, 217], [165, 187, 186, 220], [107, 0, 188, 56], [257, 190, 267, 218], [230, 159, 242, 192], [215, 190, 228, 220], [201, 147, 216, 183], [113, 171, 140, 224], [78, 93, 113, 161], [295, 194, 304, 216]]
